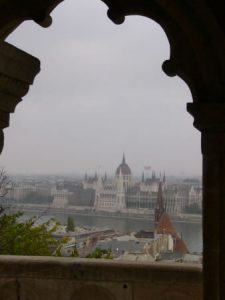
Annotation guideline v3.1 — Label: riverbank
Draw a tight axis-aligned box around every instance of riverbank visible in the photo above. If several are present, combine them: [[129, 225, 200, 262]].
[[8, 203, 202, 224], [8, 203, 202, 253]]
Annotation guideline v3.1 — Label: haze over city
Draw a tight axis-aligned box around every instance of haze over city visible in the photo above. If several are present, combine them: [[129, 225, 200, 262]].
[[0, 0, 201, 176]]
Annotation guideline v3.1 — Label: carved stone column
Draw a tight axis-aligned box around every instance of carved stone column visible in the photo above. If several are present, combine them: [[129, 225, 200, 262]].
[[188, 103, 225, 300], [0, 41, 40, 153]]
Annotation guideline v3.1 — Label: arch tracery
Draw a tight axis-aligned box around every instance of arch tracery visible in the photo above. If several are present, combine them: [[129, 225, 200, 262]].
[[0, 1, 225, 300], [103, 0, 225, 103], [0, 0, 224, 112]]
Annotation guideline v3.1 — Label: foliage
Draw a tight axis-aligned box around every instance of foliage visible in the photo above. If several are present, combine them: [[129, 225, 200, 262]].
[[0, 211, 63, 256], [86, 248, 113, 259], [183, 203, 202, 214], [0, 168, 66, 256], [66, 216, 75, 232]]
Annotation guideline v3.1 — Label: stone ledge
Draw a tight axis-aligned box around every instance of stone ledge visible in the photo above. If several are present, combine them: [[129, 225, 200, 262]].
[[0, 256, 203, 300], [0, 256, 202, 282]]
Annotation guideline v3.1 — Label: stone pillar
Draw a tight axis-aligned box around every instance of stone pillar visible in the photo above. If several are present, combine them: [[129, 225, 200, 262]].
[[187, 103, 225, 300], [0, 41, 40, 153]]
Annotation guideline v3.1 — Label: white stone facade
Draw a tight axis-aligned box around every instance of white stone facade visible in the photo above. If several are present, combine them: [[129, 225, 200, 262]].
[[51, 188, 72, 208], [94, 172, 126, 211]]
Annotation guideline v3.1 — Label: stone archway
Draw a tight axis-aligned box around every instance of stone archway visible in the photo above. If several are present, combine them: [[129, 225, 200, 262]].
[[0, 1, 225, 300]]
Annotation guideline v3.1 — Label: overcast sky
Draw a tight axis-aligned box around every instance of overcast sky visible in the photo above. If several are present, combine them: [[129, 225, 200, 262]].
[[0, 0, 201, 177]]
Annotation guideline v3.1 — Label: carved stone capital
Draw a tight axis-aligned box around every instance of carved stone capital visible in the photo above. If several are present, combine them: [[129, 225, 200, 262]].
[[187, 103, 225, 154], [187, 103, 225, 132], [0, 41, 40, 153]]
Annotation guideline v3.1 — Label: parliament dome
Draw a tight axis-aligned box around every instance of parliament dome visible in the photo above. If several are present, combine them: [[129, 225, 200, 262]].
[[116, 154, 132, 176]]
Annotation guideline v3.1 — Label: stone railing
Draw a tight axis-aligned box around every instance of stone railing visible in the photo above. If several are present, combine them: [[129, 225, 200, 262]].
[[0, 256, 202, 300]]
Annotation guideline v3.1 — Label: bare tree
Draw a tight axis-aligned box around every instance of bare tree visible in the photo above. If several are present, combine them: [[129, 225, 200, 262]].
[[0, 168, 14, 213], [0, 168, 12, 198]]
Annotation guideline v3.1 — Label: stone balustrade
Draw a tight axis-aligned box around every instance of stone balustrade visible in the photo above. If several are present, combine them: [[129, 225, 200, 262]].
[[0, 256, 202, 300]]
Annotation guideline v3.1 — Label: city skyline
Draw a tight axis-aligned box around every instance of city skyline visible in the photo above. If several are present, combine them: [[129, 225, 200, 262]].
[[8, 154, 201, 180], [0, 0, 201, 176]]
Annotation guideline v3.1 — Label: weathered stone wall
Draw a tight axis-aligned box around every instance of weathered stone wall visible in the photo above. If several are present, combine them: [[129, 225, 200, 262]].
[[0, 256, 202, 300]]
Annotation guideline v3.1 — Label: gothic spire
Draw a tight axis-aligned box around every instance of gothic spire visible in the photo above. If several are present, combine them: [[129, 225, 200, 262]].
[[163, 172, 166, 183], [152, 171, 156, 179], [155, 181, 165, 226], [104, 172, 107, 182], [142, 172, 145, 183], [122, 153, 125, 164]]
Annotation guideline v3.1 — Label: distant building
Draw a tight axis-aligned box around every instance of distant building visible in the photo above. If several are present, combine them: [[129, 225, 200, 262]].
[[51, 188, 72, 208], [83, 154, 164, 212], [82, 154, 202, 215], [6, 183, 50, 201], [57, 181, 95, 207], [8, 156, 201, 215], [188, 186, 202, 209], [165, 184, 202, 214]]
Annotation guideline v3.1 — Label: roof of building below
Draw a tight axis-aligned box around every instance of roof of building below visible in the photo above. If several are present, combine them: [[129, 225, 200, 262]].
[[174, 237, 189, 254], [155, 212, 189, 254], [135, 230, 155, 239], [155, 212, 177, 236]]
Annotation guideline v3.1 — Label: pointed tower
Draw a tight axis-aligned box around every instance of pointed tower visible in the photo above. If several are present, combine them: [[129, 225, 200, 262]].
[[122, 153, 126, 164], [96, 175, 103, 190], [154, 181, 165, 226], [115, 153, 132, 191], [117, 168, 124, 191], [116, 168, 126, 209], [163, 172, 166, 183], [154, 180, 189, 254], [152, 171, 156, 180], [163, 172, 167, 189], [142, 172, 145, 183], [104, 172, 107, 183]]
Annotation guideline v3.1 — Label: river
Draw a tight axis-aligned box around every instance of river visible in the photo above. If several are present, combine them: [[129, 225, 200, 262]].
[[19, 208, 202, 253]]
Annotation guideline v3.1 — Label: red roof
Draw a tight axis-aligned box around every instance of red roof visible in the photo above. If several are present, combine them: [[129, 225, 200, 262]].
[[155, 212, 177, 236], [155, 212, 189, 254], [174, 237, 189, 254]]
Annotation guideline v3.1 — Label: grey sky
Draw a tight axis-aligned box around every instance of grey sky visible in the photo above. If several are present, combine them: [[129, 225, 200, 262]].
[[0, 0, 201, 176]]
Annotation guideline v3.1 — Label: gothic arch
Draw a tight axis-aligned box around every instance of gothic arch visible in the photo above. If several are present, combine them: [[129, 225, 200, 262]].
[[1, 1, 225, 102], [0, 0, 224, 150], [104, 1, 225, 104], [0, 0, 224, 144], [0, 1, 225, 300]]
